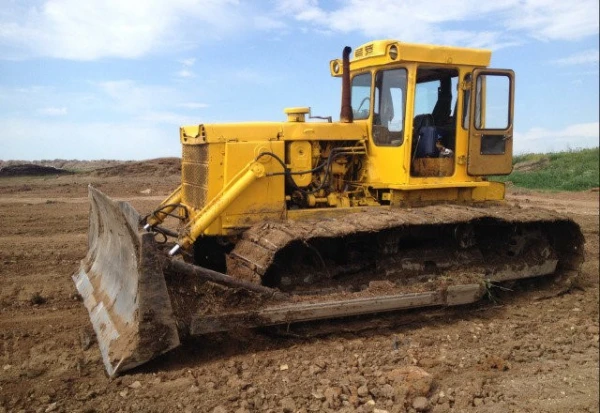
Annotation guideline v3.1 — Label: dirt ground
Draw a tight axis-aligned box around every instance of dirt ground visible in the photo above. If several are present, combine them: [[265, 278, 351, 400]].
[[0, 169, 598, 413]]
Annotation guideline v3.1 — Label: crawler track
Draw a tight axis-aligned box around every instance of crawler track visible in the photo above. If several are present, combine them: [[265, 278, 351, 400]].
[[227, 204, 584, 292]]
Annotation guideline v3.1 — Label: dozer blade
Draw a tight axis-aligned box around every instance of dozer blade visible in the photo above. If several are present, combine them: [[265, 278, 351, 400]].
[[73, 186, 180, 377]]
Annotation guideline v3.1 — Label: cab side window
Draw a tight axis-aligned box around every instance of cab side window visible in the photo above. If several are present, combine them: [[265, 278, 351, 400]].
[[372, 68, 406, 146], [351, 73, 372, 120]]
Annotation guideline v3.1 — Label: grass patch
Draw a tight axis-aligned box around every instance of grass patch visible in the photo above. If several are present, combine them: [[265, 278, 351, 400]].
[[492, 147, 599, 191]]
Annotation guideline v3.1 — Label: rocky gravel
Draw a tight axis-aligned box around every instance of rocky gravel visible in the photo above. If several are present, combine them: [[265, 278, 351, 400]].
[[0, 173, 598, 413]]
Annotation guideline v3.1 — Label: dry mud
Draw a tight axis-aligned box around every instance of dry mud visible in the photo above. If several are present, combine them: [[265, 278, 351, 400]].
[[0, 172, 598, 413]]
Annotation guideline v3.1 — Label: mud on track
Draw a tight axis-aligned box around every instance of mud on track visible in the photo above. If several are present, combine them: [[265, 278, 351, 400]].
[[0, 173, 598, 413]]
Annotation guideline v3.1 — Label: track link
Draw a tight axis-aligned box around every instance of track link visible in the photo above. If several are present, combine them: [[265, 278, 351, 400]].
[[226, 204, 584, 291]]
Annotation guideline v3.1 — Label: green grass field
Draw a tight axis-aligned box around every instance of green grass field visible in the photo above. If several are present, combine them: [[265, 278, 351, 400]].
[[492, 147, 599, 191]]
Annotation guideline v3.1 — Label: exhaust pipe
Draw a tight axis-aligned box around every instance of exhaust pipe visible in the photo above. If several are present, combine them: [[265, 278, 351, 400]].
[[340, 46, 353, 123]]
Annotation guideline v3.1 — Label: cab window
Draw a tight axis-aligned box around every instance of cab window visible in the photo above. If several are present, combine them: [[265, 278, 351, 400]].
[[351, 73, 372, 120], [372, 68, 406, 146], [474, 74, 511, 130]]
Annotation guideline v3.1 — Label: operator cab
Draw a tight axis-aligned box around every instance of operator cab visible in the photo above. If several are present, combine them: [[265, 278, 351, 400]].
[[335, 40, 515, 184], [350, 65, 460, 178]]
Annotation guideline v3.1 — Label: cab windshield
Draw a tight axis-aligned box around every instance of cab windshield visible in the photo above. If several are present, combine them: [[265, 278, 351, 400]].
[[351, 73, 372, 120]]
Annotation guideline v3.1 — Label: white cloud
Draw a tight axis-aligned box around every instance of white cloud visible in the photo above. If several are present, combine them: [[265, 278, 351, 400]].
[[0, 79, 209, 124], [274, 0, 519, 49], [517, 122, 599, 141], [175, 57, 196, 78], [2, 0, 597, 61], [0, 85, 94, 118], [276, 0, 327, 23], [179, 58, 196, 67], [552, 49, 599, 66], [93, 79, 211, 125], [253, 15, 286, 31], [176, 69, 194, 78], [274, 0, 598, 49], [514, 122, 599, 153], [0, 0, 245, 60], [0, 86, 51, 110], [178, 102, 209, 109], [95, 80, 179, 113], [505, 0, 599, 41], [0, 80, 210, 160], [37, 107, 67, 116]]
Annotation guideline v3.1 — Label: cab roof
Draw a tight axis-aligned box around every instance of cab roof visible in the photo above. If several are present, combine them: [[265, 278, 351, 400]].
[[330, 39, 491, 76]]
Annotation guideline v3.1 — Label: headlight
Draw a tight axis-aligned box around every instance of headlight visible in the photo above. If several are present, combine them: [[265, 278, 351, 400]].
[[332, 61, 340, 74]]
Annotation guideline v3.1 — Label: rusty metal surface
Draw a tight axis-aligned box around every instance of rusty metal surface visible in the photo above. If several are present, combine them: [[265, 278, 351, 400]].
[[190, 283, 487, 334]]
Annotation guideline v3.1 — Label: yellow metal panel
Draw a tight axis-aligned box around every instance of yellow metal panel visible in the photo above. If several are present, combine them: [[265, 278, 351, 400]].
[[220, 140, 285, 231], [288, 141, 312, 187], [281, 121, 367, 141], [393, 42, 491, 66], [334, 40, 491, 75], [391, 187, 460, 204], [363, 145, 409, 185], [363, 62, 415, 186], [472, 181, 505, 201], [181, 123, 284, 144], [187, 162, 266, 245], [467, 69, 515, 176], [182, 122, 367, 143], [388, 181, 504, 205]]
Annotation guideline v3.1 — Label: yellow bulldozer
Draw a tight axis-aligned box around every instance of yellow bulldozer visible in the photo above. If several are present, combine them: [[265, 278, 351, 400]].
[[73, 40, 584, 377]]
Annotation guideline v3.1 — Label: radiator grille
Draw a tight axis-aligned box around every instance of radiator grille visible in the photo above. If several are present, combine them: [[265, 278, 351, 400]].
[[181, 144, 209, 209]]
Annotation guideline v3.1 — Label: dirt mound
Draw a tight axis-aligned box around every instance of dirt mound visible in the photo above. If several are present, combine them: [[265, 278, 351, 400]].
[[0, 158, 182, 177], [0, 164, 73, 177], [0, 159, 124, 172], [513, 157, 550, 172], [89, 158, 181, 177]]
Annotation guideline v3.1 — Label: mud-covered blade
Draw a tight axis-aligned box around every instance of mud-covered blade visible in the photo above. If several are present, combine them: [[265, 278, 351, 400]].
[[73, 186, 180, 377]]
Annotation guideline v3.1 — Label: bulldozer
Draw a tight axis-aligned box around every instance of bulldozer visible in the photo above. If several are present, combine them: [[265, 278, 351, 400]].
[[73, 40, 584, 377]]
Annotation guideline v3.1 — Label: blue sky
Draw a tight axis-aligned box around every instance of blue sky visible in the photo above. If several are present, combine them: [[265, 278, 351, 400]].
[[1, 0, 598, 160]]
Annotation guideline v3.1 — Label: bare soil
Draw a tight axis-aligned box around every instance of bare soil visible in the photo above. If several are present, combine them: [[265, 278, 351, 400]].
[[0, 167, 598, 413]]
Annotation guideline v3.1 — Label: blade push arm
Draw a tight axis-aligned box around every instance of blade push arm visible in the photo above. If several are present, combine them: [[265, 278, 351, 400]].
[[169, 161, 266, 256], [143, 185, 183, 229]]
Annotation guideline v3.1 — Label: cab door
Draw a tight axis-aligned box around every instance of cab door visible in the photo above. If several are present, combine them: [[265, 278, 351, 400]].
[[467, 69, 515, 175]]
